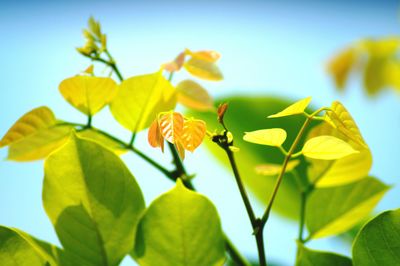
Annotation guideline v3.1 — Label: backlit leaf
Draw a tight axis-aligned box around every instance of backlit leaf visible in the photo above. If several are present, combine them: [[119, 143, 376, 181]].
[[327, 47, 357, 90], [306, 122, 372, 187], [110, 72, 177, 132], [158, 111, 184, 144], [59, 76, 117, 115], [0, 226, 60, 266], [185, 49, 221, 62], [0, 106, 73, 161], [268, 97, 312, 118], [134, 179, 225, 266], [256, 160, 299, 176], [147, 119, 164, 152], [353, 209, 400, 266], [306, 177, 389, 239], [181, 118, 206, 152], [184, 58, 223, 81], [325, 101, 367, 149], [296, 242, 352, 266], [243, 128, 287, 147], [176, 80, 214, 111], [77, 129, 127, 154], [43, 135, 145, 266], [302, 136, 359, 160]]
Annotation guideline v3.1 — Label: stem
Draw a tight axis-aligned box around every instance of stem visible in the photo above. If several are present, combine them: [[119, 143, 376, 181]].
[[260, 116, 312, 227], [255, 228, 267, 266], [87, 114, 92, 128], [226, 149, 257, 227], [104, 50, 124, 81], [224, 234, 252, 266]]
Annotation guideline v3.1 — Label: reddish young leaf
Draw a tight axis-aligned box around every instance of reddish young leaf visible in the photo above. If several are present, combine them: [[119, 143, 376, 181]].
[[162, 52, 186, 72], [181, 119, 207, 152], [158, 112, 184, 144], [148, 119, 164, 152]]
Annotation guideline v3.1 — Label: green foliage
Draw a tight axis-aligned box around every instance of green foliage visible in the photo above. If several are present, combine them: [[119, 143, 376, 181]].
[[353, 209, 400, 266], [296, 243, 352, 266], [43, 135, 145, 266], [134, 179, 225, 266], [306, 177, 389, 239]]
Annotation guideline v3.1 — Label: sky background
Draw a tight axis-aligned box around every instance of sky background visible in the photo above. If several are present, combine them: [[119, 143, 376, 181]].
[[1, 0, 399, 265]]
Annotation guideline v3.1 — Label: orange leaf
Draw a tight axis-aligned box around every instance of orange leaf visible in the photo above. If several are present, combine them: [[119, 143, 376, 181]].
[[176, 80, 213, 111], [158, 111, 184, 144], [162, 52, 185, 72], [175, 140, 186, 160], [148, 119, 164, 152], [185, 49, 221, 63], [181, 119, 206, 152]]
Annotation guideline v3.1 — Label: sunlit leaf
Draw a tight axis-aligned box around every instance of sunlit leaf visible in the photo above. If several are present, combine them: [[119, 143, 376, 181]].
[[327, 47, 357, 90], [256, 160, 299, 176], [134, 179, 225, 266], [185, 49, 221, 63], [189, 96, 316, 219], [83, 64, 94, 75], [325, 101, 367, 149], [184, 58, 223, 81], [77, 129, 127, 154], [175, 140, 186, 160], [176, 80, 214, 111], [306, 122, 372, 187], [158, 111, 184, 144], [0, 106, 73, 161], [147, 119, 164, 152], [0, 226, 61, 266], [181, 118, 206, 152], [353, 209, 400, 266], [306, 177, 389, 239], [59, 76, 117, 115], [43, 135, 145, 266], [243, 128, 287, 147], [268, 97, 312, 118], [110, 72, 177, 132], [296, 242, 351, 266], [162, 52, 185, 72], [302, 136, 359, 160]]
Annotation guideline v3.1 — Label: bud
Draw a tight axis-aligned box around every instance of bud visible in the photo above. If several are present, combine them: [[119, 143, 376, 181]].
[[217, 103, 228, 124]]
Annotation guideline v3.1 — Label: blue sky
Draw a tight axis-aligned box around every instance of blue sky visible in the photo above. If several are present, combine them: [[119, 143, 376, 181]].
[[0, 0, 399, 265]]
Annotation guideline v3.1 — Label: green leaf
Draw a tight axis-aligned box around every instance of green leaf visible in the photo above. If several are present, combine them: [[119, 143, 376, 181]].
[[268, 97, 312, 118], [134, 179, 225, 266], [59, 76, 118, 115], [302, 136, 359, 160], [188, 96, 317, 219], [243, 128, 287, 147], [0, 106, 73, 161], [43, 134, 145, 266], [110, 71, 177, 132], [353, 209, 400, 266], [0, 226, 60, 266], [306, 177, 389, 239], [296, 242, 352, 266]]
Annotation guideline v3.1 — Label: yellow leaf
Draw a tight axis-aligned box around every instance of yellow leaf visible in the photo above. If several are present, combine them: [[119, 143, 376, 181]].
[[110, 72, 177, 132], [255, 160, 300, 176], [303, 135, 359, 160], [83, 65, 94, 75], [325, 101, 367, 149], [185, 49, 221, 63], [175, 141, 185, 160], [180, 118, 206, 152], [184, 58, 223, 81], [77, 129, 127, 155], [268, 97, 312, 118], [162, 52, 185, 72], [176, 80, 214, 111], [327, 47, 357, 90], [158, 111, 184, 144], [147, 119, 164, 152], [243, 128, 287, 147], [59, 76, 117, 115], [306, 122, 372, 187]]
